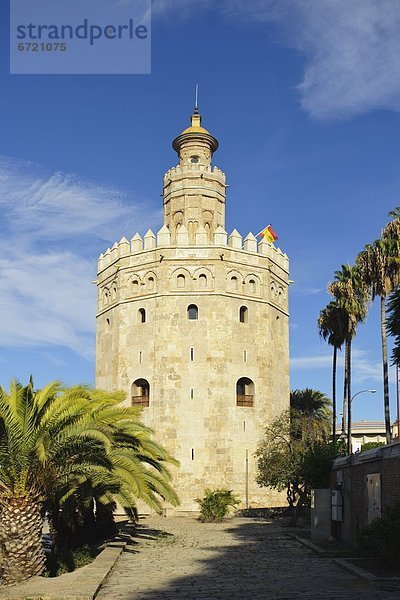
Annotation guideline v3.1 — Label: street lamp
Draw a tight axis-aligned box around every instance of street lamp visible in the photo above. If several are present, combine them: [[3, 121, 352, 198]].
[[348, 389, 376, 454]]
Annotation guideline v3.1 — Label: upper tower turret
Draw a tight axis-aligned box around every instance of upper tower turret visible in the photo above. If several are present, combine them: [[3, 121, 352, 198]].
[[172, 106, 219, 168], [163, 103, 226, 244]]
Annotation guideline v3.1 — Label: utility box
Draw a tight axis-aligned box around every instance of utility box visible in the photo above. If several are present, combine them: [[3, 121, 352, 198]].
[[331, 489, 344, 522], [311, 489, 332, 543]]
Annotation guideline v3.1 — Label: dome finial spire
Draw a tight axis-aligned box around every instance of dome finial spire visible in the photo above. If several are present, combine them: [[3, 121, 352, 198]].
[[194, 84, 199, 115]]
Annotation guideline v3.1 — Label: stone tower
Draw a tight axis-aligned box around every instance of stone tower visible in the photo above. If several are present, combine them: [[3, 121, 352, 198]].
[[95, 106, 290, 512]]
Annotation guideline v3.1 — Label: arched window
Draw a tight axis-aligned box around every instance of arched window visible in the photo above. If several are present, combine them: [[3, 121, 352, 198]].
[[249, 279, 256, 293], [239, 306, 248, 323], [138, 308, 146, 323], [177, 274, 185, 288], [147, 276, 155, 291], [236, 378, 254, 407], [132, 280, 139, 294], [230, 276, 238, 291], [199, 274, 207, 289], [131, 379, 150, 407], [187, 304, 198, 320]]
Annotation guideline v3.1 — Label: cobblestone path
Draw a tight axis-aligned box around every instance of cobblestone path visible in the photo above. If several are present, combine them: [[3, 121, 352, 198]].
[[97, 516, 398, 600]]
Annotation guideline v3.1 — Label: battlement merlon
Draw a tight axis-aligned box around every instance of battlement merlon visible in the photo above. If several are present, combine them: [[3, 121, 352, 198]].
[[97, 226, 289, 276], [163, 164, 226, 183]]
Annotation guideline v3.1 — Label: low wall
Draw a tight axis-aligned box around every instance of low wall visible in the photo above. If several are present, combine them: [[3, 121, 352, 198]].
[[331, 442, 400, 544]]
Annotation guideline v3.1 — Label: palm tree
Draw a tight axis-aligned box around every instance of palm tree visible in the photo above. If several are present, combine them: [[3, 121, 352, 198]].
[[357, 237, 400, 444], [328, 264, 369, 453], [387, 288, 400, 367], [0, 380, 179, 584], [290, 388, 332, 441], [318, 302, 347, 445]]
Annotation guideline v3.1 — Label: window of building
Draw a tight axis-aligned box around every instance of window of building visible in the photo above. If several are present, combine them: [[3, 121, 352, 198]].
[[131, 379, 150, 407], [190, 347, 194, 362], [236, 377, 254, 407], [243, 350, 247, 363], [199, 274, 207, 289], [138, 308, 146, 323], [177, 274, 185, 288], [230, 276, 238, 291], [147, 276, 155, 291], [190, 388, 194, 399], [191, 448, 195, 460], [187, 304, 198, 320], [239, 306, 248, 323], [132, 280, 139, 294], [249, 279, 256, 293]]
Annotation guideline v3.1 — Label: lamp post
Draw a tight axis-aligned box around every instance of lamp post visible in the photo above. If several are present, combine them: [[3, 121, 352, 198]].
[[348, 389, 377, 454]]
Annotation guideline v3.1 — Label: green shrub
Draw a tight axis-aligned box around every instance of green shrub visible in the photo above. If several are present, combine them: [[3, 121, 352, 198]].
[[45, 546, 100, 577], [360, 441, 384, 452], [195, 488, 240, 522], [358, 502, 400, 570]]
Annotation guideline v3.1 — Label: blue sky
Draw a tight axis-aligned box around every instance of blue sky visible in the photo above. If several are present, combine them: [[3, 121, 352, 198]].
[[1, 0, 400, 423]]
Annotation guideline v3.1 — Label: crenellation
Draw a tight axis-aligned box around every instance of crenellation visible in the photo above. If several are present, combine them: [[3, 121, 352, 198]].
[[244, 232, 257, 253], [214, 225, 228, 246], [144, 229, 156, 250], [176, 224, 189, 246], [157, 225, 171, 247], [131, 233, 143, 253], [195, 225, 209, 245], [228, 229, 243, 249], [103, 247, 111, 267], [118, 237, 131, 257]]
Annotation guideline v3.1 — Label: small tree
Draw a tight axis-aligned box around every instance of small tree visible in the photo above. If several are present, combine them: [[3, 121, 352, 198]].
[[255, 410, 309, 511], [256, 409, 344, 524]]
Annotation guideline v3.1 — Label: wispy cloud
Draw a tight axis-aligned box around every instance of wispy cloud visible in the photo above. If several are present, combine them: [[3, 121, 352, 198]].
[[291, 284, 325, 297], [0, 157, 159, 357], [291, 347, 384, 384], [154, 0, 400, 121]]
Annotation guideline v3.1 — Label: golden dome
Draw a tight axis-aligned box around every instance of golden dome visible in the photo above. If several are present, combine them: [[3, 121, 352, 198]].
[[172, 110, 219, 155], [180, 124, 211, 135]]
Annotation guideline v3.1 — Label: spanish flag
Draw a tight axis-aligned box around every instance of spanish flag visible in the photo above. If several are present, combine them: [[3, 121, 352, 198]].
[[257, 224, 278, 244]]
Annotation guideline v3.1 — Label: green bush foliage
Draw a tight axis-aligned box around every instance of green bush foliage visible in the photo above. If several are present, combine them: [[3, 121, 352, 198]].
[[360, 441, 384, 452], [196, 489, 240, 522], [358, 502, 400, 570]]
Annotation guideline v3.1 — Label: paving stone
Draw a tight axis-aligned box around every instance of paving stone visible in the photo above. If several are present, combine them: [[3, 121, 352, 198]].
[[96, 516, 398, 599]]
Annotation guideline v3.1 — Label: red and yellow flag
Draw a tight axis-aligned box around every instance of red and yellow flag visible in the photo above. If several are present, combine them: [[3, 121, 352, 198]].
[[258, 224, 278, 243]]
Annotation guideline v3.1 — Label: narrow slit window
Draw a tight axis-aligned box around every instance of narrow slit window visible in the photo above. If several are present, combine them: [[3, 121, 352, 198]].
[[139, 351, 142, 364], [243, 350, 247, 363], [190, 388, 194, 399], [191, 449, 195, 460], [190, 347, 194, 362], [240, 306, 248, 323]]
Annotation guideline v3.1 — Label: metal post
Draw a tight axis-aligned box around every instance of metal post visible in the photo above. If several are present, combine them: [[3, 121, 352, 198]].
[[245, 449, 249, 509], [397, 364, 400, 442]]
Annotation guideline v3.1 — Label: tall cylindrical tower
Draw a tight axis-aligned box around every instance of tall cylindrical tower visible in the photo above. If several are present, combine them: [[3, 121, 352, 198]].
[[96, 107, 290, 511]]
